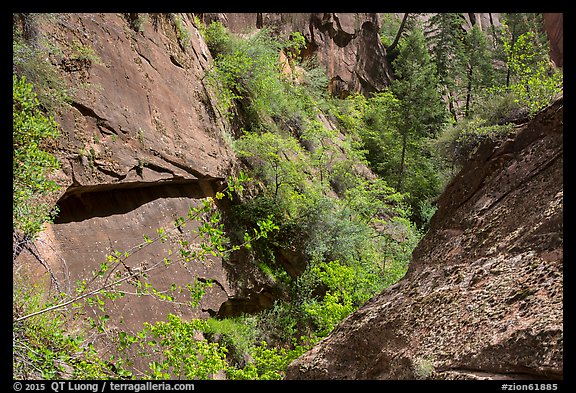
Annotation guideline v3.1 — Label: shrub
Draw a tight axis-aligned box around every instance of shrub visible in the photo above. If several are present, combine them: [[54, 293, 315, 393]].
[[13, 31, 70, 113], [434, 117, 514, 169], [13, 74, 61, 238], [471, 87, 527, 125], [169, 13, 191, 49], [13, 279, 131, 379], [203, 20, 232, 55], [226, 340, 308, 380], [204, 316, 259, 366]]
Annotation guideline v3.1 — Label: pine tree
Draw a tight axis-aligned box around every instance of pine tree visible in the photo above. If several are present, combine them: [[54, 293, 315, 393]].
[[426, 13, 467, 120], [463, 25, 495, 117], [391, 28, 447, 192]]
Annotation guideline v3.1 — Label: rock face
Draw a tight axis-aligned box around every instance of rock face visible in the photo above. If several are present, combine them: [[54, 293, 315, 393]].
[[50, 14, 235, 189], [543, 13, 563, 68], [201, 13, 393, 97], [14, 13, 246, 332], [285, 96, 563, 380]]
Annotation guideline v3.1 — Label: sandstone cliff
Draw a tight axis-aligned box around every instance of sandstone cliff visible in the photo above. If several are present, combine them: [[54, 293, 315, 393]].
[[285, 96, 563, 380], [201, 13, 393, 98], [543, 13, 563, 68], [14, 13, 242, 332]]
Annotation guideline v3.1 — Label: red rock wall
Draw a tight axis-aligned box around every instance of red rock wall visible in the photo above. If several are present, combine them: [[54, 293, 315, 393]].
[[543, 13, 563, 67], [286, 97, 563, 380], [14, 13, 240, 334], [202, 13, 393, 97]]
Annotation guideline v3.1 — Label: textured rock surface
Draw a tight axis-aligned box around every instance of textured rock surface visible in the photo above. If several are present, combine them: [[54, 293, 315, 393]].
[[543, 13, 563, 68], [285, 96, 563, 380], [463, 12, 501, 31], [202, 13, 393, 97], [14, 13, 243, 331], [47, 13, 235, 192]]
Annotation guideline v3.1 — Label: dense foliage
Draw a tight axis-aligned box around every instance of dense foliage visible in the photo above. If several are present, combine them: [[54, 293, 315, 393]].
[[13, 13, 562, 380], [13, 75, 61, 238], [201, 20, 421, 350]]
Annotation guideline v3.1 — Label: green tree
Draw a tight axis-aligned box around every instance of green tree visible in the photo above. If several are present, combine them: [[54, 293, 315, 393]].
[[13, 74, 61, 239], [500, 13, 547, 87], [391, 28, 447, 194], [426, 13, 467, 120], [466, 13, 562, 122], [504, 30, 562, 116], [336, 91, 403, 189], [381, 13, 420, 64], [463, 25, 495, 117], [234, 131, 306, 204]]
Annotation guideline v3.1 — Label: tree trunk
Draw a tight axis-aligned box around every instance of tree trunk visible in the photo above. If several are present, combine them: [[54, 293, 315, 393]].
[[446, 87, 458, 122], [387, 13, 410, 52], [465, 66, 473, 117], [396, 131, 408, 191], [488, 13, 498, 50]]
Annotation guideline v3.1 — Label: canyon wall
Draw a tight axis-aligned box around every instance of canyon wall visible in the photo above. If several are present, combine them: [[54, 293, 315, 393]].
[[286, 96, 563, 380], [201, 13, 393, 98], [14, 13, 241, 333], [14, 13, 563, 380]]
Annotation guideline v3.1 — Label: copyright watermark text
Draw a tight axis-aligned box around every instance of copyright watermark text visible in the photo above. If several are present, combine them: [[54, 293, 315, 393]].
[[13, 382, 195, 393]]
